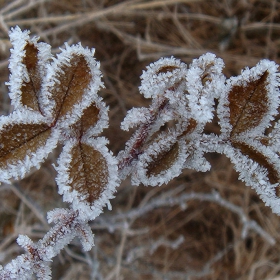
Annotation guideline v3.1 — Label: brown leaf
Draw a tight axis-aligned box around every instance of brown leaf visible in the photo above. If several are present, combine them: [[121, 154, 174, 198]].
[[51, 54, 92, 121], [70, 103, 100, 139], [67, 142, 109, 204], [0, 122, 51, 169], [156, 65, 179, 74], [146, 142, 179, 177], [232, 140, 280, 196], [200, 62, 214, 85], [228, 71, 269, 135], [20, 42, 42, 112], [182, 118, 197, 136]]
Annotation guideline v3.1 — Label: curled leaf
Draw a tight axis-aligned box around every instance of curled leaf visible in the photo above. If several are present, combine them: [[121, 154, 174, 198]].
[[147, 142, 179, 177], [74, 221, 94, 251], [156, 65, 180, 74], [139, 56, 187, 99], [185, 53, 225, 123]]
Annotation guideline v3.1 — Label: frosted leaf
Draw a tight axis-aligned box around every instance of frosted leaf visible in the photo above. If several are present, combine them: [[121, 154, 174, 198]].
[[42, 209, 79, 256], [16, 235, 52, 280], [267, 120, 280, 151], [117, 96, 170, 180], [230, 139, 280, 196], [0, 110, 59, 183], [215, 59, 280, 203], [64, 100, 109, 142], [196, 133, 280, 212], [183, 143, 211, 172], [17, 234, 34, 249], [0, 255, 33, 280], [47, 208, 73, 224], [7, 26, 52, 111], [74, 221, 94, 251], [139, 57, 187, 100], [186, 53, 225, 123], [40, 43, 104, 125], [55, 137, 118, 220], [181, 127, 212, 172], [121, 107, 150, 131], [223, 144, 280, 215], [218, 60, 280, 136], [132, 130, 187, 186]]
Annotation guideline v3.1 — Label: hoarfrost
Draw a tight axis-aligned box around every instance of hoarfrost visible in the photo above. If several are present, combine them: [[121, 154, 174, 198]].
[[139, 56, 187, 99], [2, 26, 280, 279]]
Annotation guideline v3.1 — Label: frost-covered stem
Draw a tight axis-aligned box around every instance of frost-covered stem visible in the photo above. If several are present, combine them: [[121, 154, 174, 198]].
[[40, 210, 79, 250], [118, 96, 168, 171], [0, 210, 89, 279]]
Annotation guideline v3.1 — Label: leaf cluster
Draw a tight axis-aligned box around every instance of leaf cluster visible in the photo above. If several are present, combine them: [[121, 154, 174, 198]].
[[0, 27, 280, 279]]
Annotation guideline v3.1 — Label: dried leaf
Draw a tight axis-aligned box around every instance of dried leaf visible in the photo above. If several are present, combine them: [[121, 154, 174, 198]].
[[70, 103, 100, 139], [0, 107, 60, 183], [79, 104, 100, 133], [232, 140, 280, 195], [156, 65, 179, 74], [229, 71, 269, 135], [56, 137, 118, 220], [182, 118, 197, 136], [67, 142, 109, 204], [146, 142, 179, 177], [0, 111, 59, 183], [7, 27, 52, 111], [139, 57, 187, 99], [186, 53, 225, 123], [20, 42, 42, 111], [50, 54, 92, 121], [133, 133, 187, 186], [0, 123, 50, 167]]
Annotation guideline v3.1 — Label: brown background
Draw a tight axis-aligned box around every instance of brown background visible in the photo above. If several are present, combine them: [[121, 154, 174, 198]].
[[0, 0, 280, 279]]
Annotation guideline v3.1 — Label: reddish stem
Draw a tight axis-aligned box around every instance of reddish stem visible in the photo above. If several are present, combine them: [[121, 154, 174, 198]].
[[118, 97, 168, 171]]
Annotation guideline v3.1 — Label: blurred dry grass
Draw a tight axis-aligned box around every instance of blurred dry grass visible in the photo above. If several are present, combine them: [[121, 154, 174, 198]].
[[0, 0, 280, 279]]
